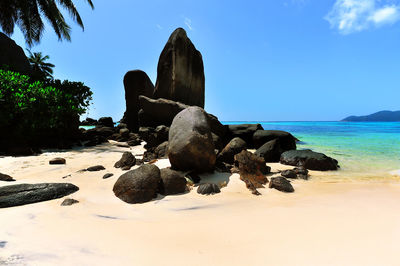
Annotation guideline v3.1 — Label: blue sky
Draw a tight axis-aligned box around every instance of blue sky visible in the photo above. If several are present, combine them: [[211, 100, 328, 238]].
[[10, 0, 400, 121]]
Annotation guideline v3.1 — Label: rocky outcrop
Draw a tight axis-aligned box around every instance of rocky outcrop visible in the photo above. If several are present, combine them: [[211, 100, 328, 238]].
[[0, 33, 31, 75], [197, 183, 221, 195], [123, 70, 155, 131], [217, 137, 247, 164], [153, 28, 205, 107], [269, 176, 294, 193], [253, 130, 297, 150], [114, 152, 136, 170], [113, 164, 161, 204], [168, 107, 216, 173], [80, 117, 97, 126], [280, 150, 339, 171], [227, 124, 263, 148], [234, 150, 270, 195], [0, 183, 79, 208], [159, 168, 187, 195], [138, 96, 226, 139]]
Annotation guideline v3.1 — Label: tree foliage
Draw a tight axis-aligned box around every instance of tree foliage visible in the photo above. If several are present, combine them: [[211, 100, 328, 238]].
[[0, 0, 94, 46], [0, 69, 92, 146]]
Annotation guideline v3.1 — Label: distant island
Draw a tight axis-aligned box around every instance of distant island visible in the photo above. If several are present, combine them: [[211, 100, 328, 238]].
[[342, 110, 400, 122]]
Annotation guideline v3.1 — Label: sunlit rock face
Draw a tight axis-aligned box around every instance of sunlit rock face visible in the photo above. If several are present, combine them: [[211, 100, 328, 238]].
[[153, 28, 205, 108]]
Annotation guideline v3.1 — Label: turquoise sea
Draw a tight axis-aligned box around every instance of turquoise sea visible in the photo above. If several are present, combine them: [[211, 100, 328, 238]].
[[224, 122, 400, 179]]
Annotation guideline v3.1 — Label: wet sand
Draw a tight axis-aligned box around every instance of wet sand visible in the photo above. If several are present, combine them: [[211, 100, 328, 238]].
[[1, 142, 400, 266]]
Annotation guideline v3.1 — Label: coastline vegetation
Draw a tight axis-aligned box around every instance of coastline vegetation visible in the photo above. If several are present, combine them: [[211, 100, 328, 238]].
[[0, 68, 92, 152]]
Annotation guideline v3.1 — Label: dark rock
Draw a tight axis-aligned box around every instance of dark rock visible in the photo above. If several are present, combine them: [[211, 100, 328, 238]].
[[98, 117, 114, 128], [86, 165, 105, 172], [0, 33, 31, 75], [113, 164, 161, 204], [119, 128, 130, 138], [114, 152, 136, 170], [280, 150, 339, 171], [117, 123, 128, 129], [269, 176, 294, 193], [61, 198, 79, 206], [294, 166, 309, 176], [185, 172, 201, 184], [0, 173, 15, 182], [197, 183, 220, 195], [138, 96, 189, 128], [127, 139, 142, 147], [153, 28, 205, 107], [122, 70, 155, 132], [234, 150, 270, 195], [211, 133, 223, 152], [103, 173, 114, 179], [143, 148, 157, 162], [281, 169, 297, 179], [0, 183, 79, 208], [253, 130, 297, 150], [159, 168, 187, 195], [168, 107, 216, 173], [217, 137, 247, 164], [207, 114, 228, 140], [138, 95, 226, 140], [227, 124, 263, 148], [49, 158, 66, 165], [215, 161, 233, 173], [80, 117, 97, 126], [154, 141, 169, 158], [254, 139, 282, 162], [121, 165, 131, 171], [135, 159, 144, 165]]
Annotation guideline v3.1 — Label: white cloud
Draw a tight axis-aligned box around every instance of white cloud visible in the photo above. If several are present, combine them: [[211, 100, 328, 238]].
[[369, 5, 400, 24], [184, 17, 193, 31], [156, 24, 163, 30], [325, 0, 400, 34]]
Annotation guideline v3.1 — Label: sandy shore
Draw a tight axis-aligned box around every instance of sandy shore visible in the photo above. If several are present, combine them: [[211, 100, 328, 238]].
[[1, 142, 400, 265]]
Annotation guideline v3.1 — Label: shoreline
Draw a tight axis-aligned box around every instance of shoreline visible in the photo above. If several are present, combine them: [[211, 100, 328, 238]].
[[1, 143, 400, 265]]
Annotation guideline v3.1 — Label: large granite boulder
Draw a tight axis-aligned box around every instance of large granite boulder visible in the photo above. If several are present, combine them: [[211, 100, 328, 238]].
[[0, 183, 79, 208], [254, 139, 282, 162], [227, 124, 263, 148], [138, 96, 226, 139], [168, 106, 216, 173], [217, 137, 247, 164], [138, 96, 189, 128], [123, 70, 154, 131], [113, 164, 161, 204], [153, 28, 205, 107], [0, 33, 31, 75], [159, 168, 187, 195], [280, 149, 339, 171], [253, 130, 297, 150]]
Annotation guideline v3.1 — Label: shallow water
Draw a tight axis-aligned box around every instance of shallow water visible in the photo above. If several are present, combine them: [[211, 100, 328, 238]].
[[224, 121, 400, 179]]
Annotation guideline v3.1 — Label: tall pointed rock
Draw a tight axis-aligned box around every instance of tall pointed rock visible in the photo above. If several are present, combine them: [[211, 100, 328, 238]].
[[153, 28, 205, 108]]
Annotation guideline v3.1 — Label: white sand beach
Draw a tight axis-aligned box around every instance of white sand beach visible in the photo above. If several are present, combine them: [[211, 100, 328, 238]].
[[1, 142, 400, 266]]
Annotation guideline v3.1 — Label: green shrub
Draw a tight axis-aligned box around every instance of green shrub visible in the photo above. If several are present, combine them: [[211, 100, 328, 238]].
[[0, 69, 93, 147]]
